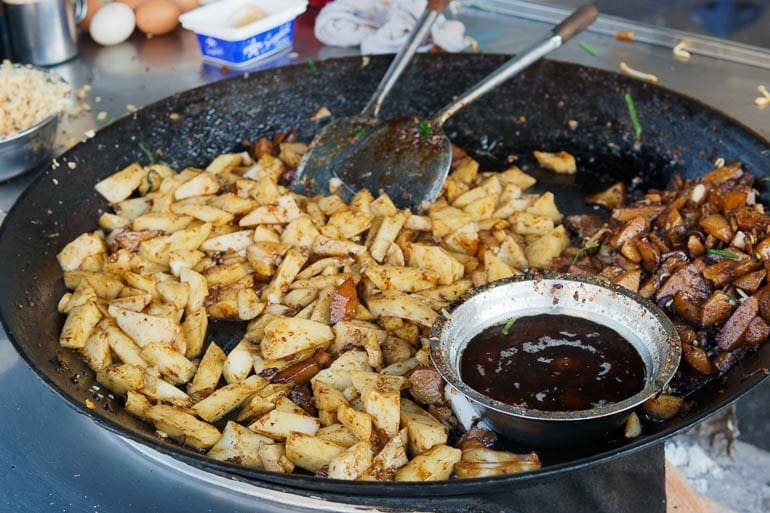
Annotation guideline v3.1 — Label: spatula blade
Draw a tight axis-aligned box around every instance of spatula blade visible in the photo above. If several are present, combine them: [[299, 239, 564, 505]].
[[333, 117, 452, 210], [292, 117, 379, 196]]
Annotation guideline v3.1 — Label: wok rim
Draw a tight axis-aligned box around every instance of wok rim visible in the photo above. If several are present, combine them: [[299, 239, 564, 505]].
[[1, 54, 768, 497]]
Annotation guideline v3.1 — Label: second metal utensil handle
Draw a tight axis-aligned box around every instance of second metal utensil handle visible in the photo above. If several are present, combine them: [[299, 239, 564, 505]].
[[361, 0, 450, 118], [433, 4, 598, 126], [553, 3, 599, 42]]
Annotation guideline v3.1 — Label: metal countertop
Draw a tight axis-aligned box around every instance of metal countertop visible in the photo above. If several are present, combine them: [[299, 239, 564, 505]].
[[1, 3, 769, 512]]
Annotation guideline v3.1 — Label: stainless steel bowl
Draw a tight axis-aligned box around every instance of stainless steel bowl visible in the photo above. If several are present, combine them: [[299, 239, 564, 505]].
[[0, 64, 67, 181], [429, 273, 681, 448], [0, 114, 59, 181]]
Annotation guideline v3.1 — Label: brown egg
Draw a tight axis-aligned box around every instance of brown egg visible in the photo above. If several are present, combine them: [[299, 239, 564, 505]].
[[115, 0, 145, 9], [135, 0, 180, 36], [172, 0, 198, 14], [77, 0, 104, 31]]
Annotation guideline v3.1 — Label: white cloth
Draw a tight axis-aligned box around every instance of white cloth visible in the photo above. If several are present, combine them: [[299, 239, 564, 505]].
[[431, 18, 467, 52], [314, 0, 387, 48], [360, 2, 420, 55], [315, 0, 468, 54]]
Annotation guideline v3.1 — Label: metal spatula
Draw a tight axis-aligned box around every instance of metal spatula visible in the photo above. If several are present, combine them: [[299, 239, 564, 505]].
[[292, 0, 451, 196], [332, 4, 599, 210]]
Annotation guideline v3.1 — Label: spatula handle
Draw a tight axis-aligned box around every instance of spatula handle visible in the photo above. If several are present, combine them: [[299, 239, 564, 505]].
[[360, 0, 451, 118], [428, 0, 451, 10], [433, 4, 598, 127], [554, 4, 599, 42]]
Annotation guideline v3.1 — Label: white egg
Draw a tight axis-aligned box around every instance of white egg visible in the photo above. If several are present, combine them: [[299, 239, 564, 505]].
[[89, 3, 136, 46]]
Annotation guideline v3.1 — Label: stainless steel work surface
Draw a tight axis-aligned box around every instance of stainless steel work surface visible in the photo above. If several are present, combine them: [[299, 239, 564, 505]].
[[1, 3, 769, 512]]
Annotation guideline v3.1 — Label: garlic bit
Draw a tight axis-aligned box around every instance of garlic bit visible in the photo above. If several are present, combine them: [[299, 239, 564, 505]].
[[755, 85, 769, 109]]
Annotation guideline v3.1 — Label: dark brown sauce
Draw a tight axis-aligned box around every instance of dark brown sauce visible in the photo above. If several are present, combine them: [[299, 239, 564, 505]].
[[460, 314, 646, 411]]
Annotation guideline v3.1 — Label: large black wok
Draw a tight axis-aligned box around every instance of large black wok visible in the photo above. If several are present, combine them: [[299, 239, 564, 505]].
[[1, 54, 769, 506]]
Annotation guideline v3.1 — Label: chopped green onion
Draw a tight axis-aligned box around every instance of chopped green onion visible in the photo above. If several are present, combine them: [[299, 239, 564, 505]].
[[307, 59, 319, 74], [138, 142, 155, 163], [577, 41, 598, 57], [146, 168, 161, 192], [352, 127, 367, 138], [478, 140, 499, 159], [572, 240, 600, 265], [624, 92, 643, 139], [417, 120, 433, 141], [501, 318, 516, 335], [105, 117, 118, 126], [707, 248, 740, 260]]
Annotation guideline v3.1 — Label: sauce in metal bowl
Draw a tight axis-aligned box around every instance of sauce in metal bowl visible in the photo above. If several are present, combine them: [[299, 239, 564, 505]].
[[460, 314, 646, 412]]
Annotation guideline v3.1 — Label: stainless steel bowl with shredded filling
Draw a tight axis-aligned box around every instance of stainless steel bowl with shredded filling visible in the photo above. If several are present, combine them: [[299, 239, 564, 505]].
[[0, 60, 70, 140], [0, 61, 71, 179]]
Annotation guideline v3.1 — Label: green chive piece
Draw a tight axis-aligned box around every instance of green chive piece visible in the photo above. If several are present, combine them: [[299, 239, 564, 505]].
[[146, 169, 160, 192], [501, 318, 516, 335], [352, 127, 367, 138], [479, 140, 499, 158], [138, 142, 155, 164], [307, 58, 319, 74], [577, 41, 598, 57], [572, 240, 600, 265], [624, 92, 643, 139], [707, 248, 740, 260], [417, 120, 433, 141], [105, 117, 118, 126]]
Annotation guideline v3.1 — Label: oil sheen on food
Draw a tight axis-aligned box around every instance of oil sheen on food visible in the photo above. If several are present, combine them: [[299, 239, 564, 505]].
[[460, 314, 646, 411]]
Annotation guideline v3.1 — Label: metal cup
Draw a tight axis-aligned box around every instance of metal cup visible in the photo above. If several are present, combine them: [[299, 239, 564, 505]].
[[3, 0, 86, 65]]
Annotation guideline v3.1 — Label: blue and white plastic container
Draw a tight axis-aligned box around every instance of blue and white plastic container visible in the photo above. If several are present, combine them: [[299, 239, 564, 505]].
[[180, 0, 308, 67]]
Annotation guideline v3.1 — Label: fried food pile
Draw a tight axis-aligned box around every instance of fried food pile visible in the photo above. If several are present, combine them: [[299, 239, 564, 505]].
[[55, 138, 576, 480], [53, 129, 770, 479], [557, 161, 770, 417]]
